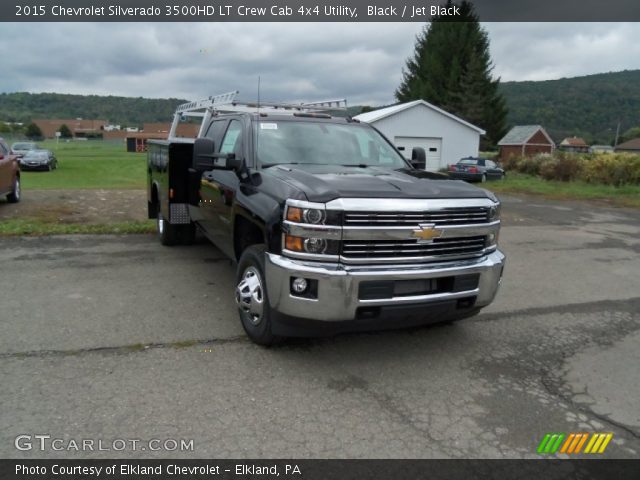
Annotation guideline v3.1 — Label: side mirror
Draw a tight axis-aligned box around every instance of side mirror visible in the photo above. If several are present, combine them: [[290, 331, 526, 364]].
[[410, 147, 426, 170], [193, 138, 241, 171]]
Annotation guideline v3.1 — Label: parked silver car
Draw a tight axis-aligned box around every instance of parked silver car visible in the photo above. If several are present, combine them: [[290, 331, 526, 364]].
[[10, 142, 39, 159]]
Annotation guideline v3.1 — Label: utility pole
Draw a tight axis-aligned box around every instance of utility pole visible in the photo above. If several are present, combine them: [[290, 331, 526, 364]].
[[614, 121, 621, 147]]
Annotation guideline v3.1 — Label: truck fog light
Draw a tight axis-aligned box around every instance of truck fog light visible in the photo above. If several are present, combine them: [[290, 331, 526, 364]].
[[304, 238, 327, 254], [488, 232, 499, 246], [291, 277, 308, 294]]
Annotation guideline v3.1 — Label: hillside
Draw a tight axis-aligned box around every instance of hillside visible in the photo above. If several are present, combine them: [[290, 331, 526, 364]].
[[499, 69, 640, 144], [0, 92, 187, 126], [2, 70, 640, 143]]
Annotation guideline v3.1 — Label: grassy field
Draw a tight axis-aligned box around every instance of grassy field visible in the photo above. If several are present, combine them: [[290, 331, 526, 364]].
[[19, 139, 146, 189], [1, 139, 152, 235], [488, 173, 640, 208]]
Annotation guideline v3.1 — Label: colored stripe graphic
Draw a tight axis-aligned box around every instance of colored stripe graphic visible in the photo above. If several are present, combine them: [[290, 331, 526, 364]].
[[539, 432, 614, 454], [560, 433, 589, 454], [585, 433, 613, 454], [537, 433, 565, 454]]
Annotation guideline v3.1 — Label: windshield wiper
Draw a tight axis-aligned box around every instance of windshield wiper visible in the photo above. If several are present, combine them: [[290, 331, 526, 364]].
[[261, 162, 336, 169], [260, 162, 301, 169], [340, 164, 371, 168]]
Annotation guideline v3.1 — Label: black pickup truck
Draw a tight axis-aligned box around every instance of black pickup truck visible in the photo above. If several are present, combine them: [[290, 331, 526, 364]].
[[147, 109, 505, 345]]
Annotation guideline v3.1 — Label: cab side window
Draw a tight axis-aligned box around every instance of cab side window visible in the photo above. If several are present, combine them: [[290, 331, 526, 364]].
[[220, 120, 243, 158], [204, 120, 228, 147]]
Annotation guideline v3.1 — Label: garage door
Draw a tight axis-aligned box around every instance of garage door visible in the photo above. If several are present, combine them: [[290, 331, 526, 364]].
[[394, 136, 442, 171]]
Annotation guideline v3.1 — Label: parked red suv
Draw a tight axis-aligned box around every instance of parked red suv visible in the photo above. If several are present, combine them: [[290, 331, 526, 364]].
[[0, 138, 21, 203]]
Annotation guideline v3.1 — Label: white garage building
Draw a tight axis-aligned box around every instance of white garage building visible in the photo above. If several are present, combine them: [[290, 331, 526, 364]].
[[354, 100, 485, 171]]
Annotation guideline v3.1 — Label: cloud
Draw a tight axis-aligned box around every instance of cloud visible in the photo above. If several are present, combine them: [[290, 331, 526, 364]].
[[485, 23, 640, 81], [1, 22, 639, 104]]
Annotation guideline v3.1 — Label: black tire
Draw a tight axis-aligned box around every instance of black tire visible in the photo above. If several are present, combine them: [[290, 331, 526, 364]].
[[235, 245, 281, 346], [156, 204, 179, 246], [7, 177, 21, 203]]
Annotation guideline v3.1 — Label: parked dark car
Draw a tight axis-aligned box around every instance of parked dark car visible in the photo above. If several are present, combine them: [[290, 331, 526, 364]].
[[448, 157, 505, 183], [20, 150, 57, 171], [0, 137, 21, 202], [11, 141, 39, 159]]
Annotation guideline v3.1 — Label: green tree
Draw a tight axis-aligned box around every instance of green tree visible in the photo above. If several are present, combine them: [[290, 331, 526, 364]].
[[59, 124, 73, 138], [620, 126, 640, 143], [395, 0, 507, 146], [24, 122, 43, 139]]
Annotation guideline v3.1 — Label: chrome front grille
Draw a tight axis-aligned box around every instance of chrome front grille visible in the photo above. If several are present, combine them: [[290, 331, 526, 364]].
[[344, 208, 489, 226], [342, 236, 487, 261]]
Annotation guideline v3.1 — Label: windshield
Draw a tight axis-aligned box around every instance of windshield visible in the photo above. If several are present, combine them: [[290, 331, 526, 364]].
[[24, 151, 48, 159], [13, 143, 36, 150], [254, 121, 408, 169]]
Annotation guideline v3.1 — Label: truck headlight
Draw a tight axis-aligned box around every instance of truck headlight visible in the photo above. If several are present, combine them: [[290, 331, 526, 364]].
[[287, 207, 325, 225], [285, 235, 340, 255], [488, 203, 501, 221]]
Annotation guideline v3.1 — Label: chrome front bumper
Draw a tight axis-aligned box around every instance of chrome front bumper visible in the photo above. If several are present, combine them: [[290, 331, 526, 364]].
[[265, 250, 505, 322]]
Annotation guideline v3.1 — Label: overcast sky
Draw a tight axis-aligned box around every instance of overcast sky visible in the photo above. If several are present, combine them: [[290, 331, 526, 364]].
[[2, 22, 639, 105]]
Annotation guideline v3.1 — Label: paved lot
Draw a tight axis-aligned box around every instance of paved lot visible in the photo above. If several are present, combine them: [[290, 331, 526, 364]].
[[1, 194, 639, 459]]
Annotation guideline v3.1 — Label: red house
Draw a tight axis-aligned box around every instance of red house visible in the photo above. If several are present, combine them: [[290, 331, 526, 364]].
[[498, 125, 555, 161]]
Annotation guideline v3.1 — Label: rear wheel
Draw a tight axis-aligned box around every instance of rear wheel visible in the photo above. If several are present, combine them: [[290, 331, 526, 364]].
[[7, 177, 20, 203], [235, 245, 280, 346]]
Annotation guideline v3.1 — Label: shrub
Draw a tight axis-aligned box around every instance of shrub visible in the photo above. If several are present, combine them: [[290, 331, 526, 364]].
[[518, 153, 551, 176], [558, 155, 584, 182], [499, 151, 640, 186], [581, 153, 640, 186], [500, 154, 520, 171], [538, 157, 557, 181]]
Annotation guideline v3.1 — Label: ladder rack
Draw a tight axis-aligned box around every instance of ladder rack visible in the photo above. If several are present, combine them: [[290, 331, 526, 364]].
[[168, 91, 348, 140]]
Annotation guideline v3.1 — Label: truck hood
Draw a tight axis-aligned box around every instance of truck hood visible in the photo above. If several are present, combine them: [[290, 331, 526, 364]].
[[263, 164, 492, 203]]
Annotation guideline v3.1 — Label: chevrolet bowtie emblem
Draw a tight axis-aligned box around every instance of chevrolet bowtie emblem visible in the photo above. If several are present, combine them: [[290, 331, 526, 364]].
[[412, 223, 443, 242]]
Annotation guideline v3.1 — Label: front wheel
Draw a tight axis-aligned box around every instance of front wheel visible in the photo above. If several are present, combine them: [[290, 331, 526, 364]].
[[7, 177, 20, 203], [235, 245, 280, 346]]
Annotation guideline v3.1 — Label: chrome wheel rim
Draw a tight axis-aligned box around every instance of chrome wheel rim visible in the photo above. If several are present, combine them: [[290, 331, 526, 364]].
[[236, 267, 264, 325], [14, 179, 20, 200]]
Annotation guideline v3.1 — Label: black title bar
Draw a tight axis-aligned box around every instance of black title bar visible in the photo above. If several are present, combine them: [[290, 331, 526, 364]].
[[3, 459, 640, 480], [2, 0, 640, 22]]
